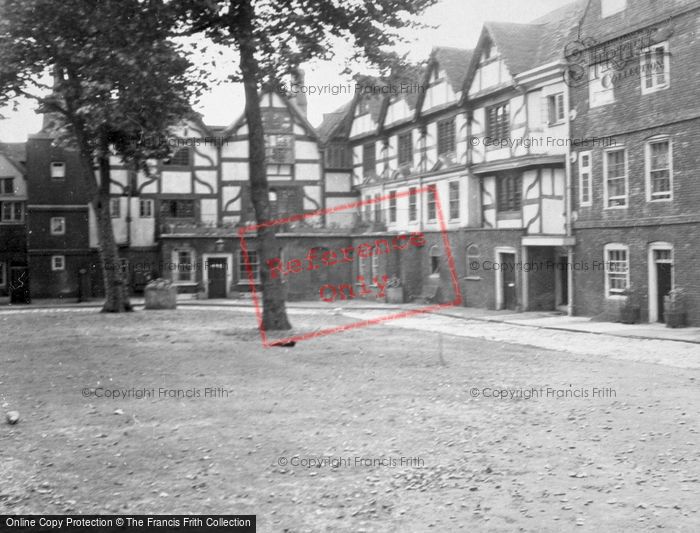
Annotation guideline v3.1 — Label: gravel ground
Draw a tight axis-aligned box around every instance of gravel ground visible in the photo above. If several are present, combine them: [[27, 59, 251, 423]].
[[1, 308, 699, 532]]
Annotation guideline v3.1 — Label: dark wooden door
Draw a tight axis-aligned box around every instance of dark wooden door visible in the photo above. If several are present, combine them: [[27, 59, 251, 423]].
[[502, 253, 516, 310], [656, 263, 672, 322], [208, 258, 228, 299]]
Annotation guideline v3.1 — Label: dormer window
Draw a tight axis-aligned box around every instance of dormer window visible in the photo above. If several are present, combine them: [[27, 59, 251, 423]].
[[356, 97, 371, 116], [601, 0, 626, 18]]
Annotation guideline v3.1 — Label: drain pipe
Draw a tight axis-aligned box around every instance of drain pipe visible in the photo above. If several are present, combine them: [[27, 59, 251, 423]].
[[564, 81, 574, 317]]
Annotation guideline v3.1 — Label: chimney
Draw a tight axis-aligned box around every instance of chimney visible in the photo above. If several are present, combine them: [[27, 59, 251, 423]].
[[291, 68, 307, 117]]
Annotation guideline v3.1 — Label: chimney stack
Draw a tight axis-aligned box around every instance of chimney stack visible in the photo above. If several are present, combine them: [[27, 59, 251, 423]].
[[291, 68, 307, 117]]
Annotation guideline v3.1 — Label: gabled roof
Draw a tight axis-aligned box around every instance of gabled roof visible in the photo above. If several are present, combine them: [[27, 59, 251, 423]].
[[483, 21, 543, 76], [317, 100, 355, 144], [463, 0, 588, 95], [431, 47, 474, 92], [222, 89, 318, 140], [0, 142, 27, 174]]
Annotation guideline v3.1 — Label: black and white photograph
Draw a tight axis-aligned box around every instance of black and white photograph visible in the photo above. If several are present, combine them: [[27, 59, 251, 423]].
[[1, 0, 699, 530]]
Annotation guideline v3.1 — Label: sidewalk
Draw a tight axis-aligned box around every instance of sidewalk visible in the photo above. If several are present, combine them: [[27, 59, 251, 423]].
[[4, 296, 700, 345]]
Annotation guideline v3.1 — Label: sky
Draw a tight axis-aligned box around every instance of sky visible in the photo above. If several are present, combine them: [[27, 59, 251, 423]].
[[0, 0, 574, 142]]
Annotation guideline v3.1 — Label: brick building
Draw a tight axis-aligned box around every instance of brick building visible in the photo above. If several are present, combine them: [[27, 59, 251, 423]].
[[568, 0, 700, 324], [0, 142, 28, 302]]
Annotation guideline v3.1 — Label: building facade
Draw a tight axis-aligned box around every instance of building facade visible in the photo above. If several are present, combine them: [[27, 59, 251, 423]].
[[569, 0, 700, 324]]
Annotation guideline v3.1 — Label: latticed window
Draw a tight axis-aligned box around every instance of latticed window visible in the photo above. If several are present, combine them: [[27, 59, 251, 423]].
[[648, 140, 671, 200], [161, 199, 196, 219], [165, 147, 190, 166], [437, 118, 456, 156], [606, 149, 627, 207], [486, 103, 509, 141], [265, 135, 294, 164], [497, 175, 522, 212]]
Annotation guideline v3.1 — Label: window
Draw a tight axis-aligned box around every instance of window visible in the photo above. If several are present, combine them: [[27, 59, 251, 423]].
[[268, 190, 278, 219], [174, 249, 195, 282], [373, 193, 382, 223], [0, 262, 5, 287], [427, 184, 437, 221], [605, 148, 627, 208], [165, 147, 190, 166], [388, 191, 397, 223], [548, 93, 566, 124], [110, 198, 120, 218], [139, 199, 153, 218], [50, 217, 65, 235], [466, 245, 480, 277], [604, 244, 629, 298], [363, 195, 372, 221], [589, 63, 615, 108], [0, 178, 14, 195], [359, 252, 371, 281], [641, 42, 669, 94], [579, 151, 592, 206], [497, 174, 522, 212], [371, 251, 380, 282], [51, 255, 65, 271], [601, 0, 626, 18], [265, 135, 294, 164], [398, 132, 412, 166], [429, 245, 441, 275], [646, 139, 672, 201], [326, 144, 351, 168], [363, 142, 376, 176], [0, 201, 23, 222], [160, 199, 196, 219], [238, 249, 260, 284], [486, 103, 509, 142], [50, 162, 65, 180], [449, 182, 460, 220], [437, 118, 456, 156], [408, 187, 417, 222]]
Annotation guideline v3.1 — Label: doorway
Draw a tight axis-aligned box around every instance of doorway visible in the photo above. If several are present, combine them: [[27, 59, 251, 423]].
[[205, 256, 229, 299], [648, 244, 673, 323], [501, 252, 517, 310]]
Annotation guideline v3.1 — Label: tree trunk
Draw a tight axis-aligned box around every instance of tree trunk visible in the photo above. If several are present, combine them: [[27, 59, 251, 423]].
[[93, 133, 132, 312], [233, 0, 291, 331]]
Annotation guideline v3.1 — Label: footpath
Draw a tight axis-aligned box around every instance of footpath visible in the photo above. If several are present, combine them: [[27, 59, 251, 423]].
[[3, 296, 700, 345]]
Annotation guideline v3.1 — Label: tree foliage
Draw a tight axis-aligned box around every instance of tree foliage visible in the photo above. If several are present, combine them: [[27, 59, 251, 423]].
[[177, 0, 437, 331], [0, 0, 203, 312]]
